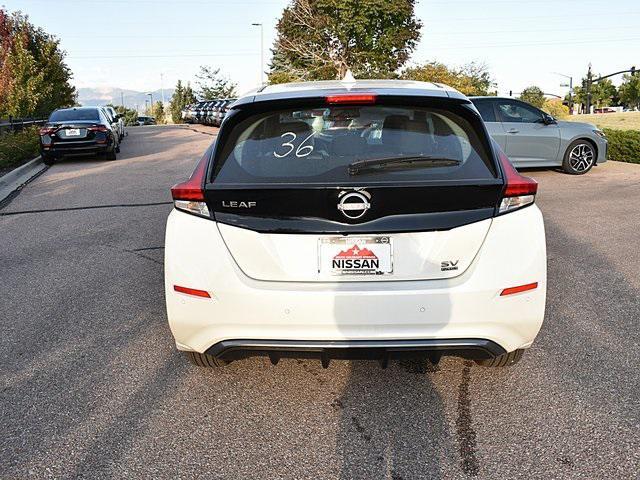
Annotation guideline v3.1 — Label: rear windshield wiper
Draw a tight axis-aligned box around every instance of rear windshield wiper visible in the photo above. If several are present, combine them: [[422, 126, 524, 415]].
[[348, 156, 461, 175]]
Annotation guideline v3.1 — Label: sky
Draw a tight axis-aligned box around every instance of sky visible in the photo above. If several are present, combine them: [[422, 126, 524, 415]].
[[4, 0, 640, 98]]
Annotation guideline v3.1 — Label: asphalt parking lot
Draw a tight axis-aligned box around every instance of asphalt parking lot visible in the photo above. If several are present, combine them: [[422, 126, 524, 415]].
[[1, 125, 639, 479]]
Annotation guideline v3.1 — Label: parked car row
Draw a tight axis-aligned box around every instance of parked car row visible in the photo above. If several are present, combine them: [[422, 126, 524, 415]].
[[181, 99, 236, 127], [39, 106, 127, 165]]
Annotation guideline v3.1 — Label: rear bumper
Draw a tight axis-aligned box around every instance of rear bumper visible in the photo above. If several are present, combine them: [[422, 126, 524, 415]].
[[41, 142, 110, 156], [207, 338, 506, 365], [165, 206, 547, 355]]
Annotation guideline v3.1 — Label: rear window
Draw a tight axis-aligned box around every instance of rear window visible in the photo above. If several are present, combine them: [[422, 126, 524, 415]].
[[212, 105, 495, 185], [50, 109, 99, 122]]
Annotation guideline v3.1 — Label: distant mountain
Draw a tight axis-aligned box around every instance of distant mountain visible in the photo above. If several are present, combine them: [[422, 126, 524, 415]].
[[77, 87, 175, 110]]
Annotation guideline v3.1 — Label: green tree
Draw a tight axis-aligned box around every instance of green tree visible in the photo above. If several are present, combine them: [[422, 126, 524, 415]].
[[518, 86, 545, 109], [590, 77, 617, 108], [618, 73, 640, 110], [169, 80, 197, 123], [196, 66, 237, 99], [401, 61, 494, 95], [269, 0, 422, 83], [114, 104, 138, 126], [0, 9, 75, 118], [152, 101, 165, 124]]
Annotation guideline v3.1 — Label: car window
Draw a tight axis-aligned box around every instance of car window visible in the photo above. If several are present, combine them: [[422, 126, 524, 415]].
[[496, 101, 542, 123], [212, 104, 495, 185], [473, 101, 497, 122], [49, 109, 100, 122]]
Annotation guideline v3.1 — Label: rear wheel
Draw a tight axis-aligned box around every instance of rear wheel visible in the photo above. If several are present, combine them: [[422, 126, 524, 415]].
[[562, 139, 596, 175], [475, 349, 524, 367], [185, 351, 226, 368], [105, 148, 117, 161], [42, 154, 55, 166]]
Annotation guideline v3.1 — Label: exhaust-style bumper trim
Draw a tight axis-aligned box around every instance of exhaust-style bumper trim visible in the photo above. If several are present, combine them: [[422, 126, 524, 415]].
[[206, 338, 507, 366]]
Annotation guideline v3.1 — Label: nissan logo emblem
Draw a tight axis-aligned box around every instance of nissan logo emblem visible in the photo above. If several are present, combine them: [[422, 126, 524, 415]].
[[338, 191, 371, 219]]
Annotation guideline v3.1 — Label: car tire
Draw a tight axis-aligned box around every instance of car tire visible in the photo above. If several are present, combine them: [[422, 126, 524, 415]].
[[185, 351, 227, 368], [562, 139, 596, 175], [42, 154, 55, 166], [115, 144, 121, 153], [105, 149, 117, 161], [475, 349, 524, 367]]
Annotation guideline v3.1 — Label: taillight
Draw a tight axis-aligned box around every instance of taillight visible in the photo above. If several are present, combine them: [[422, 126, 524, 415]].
[[326, 93, 377, 105], [39, 127, 55, 135], [87, 125, 108, 132], [497, 149, 537, 214], [170, 152, 210, 218]]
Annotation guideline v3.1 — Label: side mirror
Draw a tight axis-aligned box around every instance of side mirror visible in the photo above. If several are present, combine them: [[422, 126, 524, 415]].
[[543, 114, 557, 125]]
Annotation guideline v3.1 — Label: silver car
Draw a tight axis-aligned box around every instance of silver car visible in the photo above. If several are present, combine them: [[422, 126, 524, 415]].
[[471, 97, 607, 174]]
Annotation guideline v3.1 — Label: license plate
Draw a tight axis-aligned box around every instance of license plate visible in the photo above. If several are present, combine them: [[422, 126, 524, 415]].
[[319, 236, 393, 275], [65, 129, 81, 136]]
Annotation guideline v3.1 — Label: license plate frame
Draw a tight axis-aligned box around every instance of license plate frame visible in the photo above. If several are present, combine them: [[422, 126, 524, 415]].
[[318, 236, 393, 276], [65, 128, 81, 137]]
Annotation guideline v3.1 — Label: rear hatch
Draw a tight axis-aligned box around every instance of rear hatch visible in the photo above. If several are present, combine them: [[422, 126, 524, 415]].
[[205, 95, 503, 282]]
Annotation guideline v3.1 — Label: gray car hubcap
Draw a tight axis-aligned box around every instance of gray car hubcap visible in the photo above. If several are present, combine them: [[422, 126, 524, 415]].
[[568, 143, 595, 172]]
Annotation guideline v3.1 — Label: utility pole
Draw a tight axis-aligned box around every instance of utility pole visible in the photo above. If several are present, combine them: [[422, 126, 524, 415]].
[[251, 23, 264, 86], [121, 91, 124, 108], [160, 73, 165, 105], [585, 63, 593, 114]]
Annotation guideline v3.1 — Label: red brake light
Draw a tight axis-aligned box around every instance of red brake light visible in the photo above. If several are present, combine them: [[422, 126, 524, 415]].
[[87, 125, 108, 132], [498, 149, 537, 197], [171, 153, 208, 201], [326, 94, 377, 105], [500, 282, 538, 296], [173, 285, 211, 298], [39, 127, 55, 135]]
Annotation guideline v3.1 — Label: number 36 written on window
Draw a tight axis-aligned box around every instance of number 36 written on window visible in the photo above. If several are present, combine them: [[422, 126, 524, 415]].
[[273, 131, 315, 158]]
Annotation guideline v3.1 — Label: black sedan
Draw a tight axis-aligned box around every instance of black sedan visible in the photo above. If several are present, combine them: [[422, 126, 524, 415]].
[[39, 107, 120, 165]]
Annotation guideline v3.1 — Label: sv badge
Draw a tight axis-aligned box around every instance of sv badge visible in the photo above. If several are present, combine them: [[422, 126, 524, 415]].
[[441, 260, 459, 272]]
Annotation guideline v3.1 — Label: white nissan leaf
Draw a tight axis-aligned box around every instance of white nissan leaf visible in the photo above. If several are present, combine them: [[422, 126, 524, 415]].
[[165, 80, 546, 369]]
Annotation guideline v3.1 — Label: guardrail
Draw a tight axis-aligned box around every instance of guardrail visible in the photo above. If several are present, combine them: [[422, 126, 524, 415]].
[[0, 117, 47, 134]]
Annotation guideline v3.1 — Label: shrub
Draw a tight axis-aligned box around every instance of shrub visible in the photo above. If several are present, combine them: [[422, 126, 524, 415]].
[[543, 99, 569, 119], [603, 128, 640, 164], [0, 126, 40, 172]]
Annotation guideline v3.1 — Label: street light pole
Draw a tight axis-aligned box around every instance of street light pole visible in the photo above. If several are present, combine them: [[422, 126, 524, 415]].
[[147, 93, 153, 114], [552, 72, 573, 114], [251, 23, 264, 86]]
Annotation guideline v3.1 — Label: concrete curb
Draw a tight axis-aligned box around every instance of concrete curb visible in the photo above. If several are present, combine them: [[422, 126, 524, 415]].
[[0, 155, 46, 203]]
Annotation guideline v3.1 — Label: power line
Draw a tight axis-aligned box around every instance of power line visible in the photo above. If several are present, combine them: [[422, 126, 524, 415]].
[[420, 36, 640, 50], [68, 52, 259, 59]]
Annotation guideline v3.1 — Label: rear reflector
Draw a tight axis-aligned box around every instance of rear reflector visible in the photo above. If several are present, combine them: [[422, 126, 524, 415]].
[[497, 149, 537, 214], [173, 285, 211, 298], [326, 94, 377, 105], [500, 282, 538, 296]]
